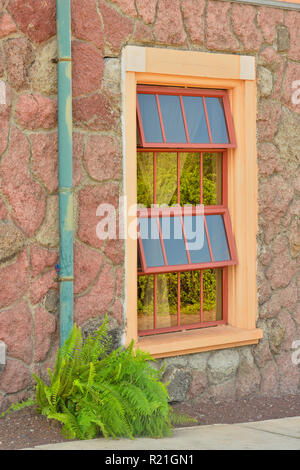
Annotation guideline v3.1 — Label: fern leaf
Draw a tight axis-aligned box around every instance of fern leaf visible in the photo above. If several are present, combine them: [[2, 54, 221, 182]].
[[47, 368, 53, 382], [50, 377, 61, 408], [168, 406, 198, 426], [0, 398, 35, 419], [121, 383, 152, 416], [87, 362, 95, 388]]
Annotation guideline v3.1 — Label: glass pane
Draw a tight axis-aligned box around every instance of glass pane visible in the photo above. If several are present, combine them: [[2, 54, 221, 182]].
[[182, 96, 210, 143], [203, 153, 222, 205], [137, 152, 153, 208], [205, 215, 230, 262], [160, 216, 188, 266], [138, 94, 163, 143], [180, 271, 201, 325], [205, 97, 229, 144], [158, 95, 187, 143], [156, 272, 178, 329], [203, 269, 223, 322], [138, 275, 154, 331], [184, 215, 211, 263], [156, 152, 177, 206], [139, 217, 165, 268], [180, 153, 201, 206]]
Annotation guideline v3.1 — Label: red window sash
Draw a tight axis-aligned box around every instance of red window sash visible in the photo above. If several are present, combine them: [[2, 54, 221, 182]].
[[137, 206, 238, 275]]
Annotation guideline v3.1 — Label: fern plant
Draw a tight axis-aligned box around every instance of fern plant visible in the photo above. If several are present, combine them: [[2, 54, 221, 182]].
[[32, 316, 195, 440]]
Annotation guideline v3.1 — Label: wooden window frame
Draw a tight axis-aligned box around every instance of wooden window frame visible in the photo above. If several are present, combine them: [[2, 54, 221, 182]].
[[122, 46, 263, 358], [137, 145, 234, 337]]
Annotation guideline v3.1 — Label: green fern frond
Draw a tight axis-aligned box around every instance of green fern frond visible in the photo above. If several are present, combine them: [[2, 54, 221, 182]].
[[47, 368, 53, 382], [50, 377, 61, 407], [87, 362, 95, 388], [121, 383, 152, 416], [168, 406, 198, 426], [0, 398, 35, 419]]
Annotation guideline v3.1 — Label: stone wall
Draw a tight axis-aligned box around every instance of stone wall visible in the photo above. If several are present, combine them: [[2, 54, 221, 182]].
[[0, 0, 299, 411]]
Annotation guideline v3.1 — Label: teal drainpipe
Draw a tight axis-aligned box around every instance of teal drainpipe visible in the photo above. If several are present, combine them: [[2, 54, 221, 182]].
[[56, 0, 74, 346]]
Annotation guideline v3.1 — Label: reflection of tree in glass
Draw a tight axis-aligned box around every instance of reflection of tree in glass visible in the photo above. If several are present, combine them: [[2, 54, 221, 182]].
[[203, 153, 220, 205], [180, 153, 200, 206], [138, 275, 154, 316], [138, 270, 218, 323], [137, 151, 220, 208], [137, 152, 153, 208], [203, 270, 217, 311], [156, 153, 177, 206], [180, 271, 201, 315], [157, 273, 177, 316], [180, 270, 216, 314]]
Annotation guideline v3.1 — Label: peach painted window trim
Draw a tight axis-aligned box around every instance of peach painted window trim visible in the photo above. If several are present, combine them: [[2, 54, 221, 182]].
[[122, 46, 263, 358]]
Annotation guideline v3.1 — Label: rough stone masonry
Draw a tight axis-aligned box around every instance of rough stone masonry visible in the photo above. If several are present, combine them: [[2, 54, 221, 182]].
[[0, 0, 299, 411]]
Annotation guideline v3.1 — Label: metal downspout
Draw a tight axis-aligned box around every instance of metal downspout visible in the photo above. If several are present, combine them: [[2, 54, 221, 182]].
[[56, 0, 74, 346]]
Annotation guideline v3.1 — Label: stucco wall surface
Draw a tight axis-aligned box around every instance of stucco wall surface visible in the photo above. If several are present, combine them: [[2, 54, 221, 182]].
[[0, 0, 299, 410]]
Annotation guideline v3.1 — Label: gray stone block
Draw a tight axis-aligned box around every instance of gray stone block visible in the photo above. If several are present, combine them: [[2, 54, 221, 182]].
[[162, 365, 192, 402], [207, 349, 240, 385]]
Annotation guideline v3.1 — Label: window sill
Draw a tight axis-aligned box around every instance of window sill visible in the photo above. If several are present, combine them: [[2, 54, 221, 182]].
[[135, 325, 263, 359]]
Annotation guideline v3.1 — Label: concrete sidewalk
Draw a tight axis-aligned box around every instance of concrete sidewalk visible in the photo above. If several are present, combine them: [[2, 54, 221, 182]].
[[24, 416, 300, 450]]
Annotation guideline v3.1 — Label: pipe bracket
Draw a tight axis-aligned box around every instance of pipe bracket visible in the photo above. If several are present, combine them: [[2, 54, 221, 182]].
[[54, 277, 74, 283], [51, 57, 72, 64]]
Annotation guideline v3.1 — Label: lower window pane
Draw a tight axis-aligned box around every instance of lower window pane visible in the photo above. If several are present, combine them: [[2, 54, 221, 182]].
[[180, 271, 201, 325], [180, 152, 201, 205], [156, 152, 178, 206], [203, 152, 222, 205], [138, 275, 154, 331], [137, 152, 153, 208], [203, 269, 223, 322], [156, 272, 178, 329], [138, 269, 224, 334]]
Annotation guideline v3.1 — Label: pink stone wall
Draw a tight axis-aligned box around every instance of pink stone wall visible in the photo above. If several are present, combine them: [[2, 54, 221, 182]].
[[0, 0, 299, 409]]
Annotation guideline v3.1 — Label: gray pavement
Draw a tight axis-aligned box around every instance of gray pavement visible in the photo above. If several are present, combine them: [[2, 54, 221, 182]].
[[24, 416, 300, 450]]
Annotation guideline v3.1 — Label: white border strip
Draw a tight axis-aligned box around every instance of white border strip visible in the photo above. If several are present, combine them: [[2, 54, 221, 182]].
[[0, 81, 6, 105], [124, 46, 146, 73], [240, 56, 255, 81], [0, 341, 6, 365]]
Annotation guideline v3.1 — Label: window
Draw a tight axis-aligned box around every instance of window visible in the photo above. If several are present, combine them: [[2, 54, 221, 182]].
[[136, 85, 237, 336], [123, 46, 263, 357], [137, 86, 236, 148]]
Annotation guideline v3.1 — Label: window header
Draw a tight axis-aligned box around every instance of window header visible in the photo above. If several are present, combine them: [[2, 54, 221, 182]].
[[137, 86, 236, 149]]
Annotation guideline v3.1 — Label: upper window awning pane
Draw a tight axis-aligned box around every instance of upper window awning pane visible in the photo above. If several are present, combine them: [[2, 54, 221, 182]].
[[184, 215, 211, 263], [182, 96, 210, 144], [158, 95, 187, 143], [160, 216, 188, 265], [138, 217, 165, 268], [138, 208, 237, 274], [137, 94, 163, 143], [206, 214, 230, 262], [204, 97, 229, 144], [137, 86, 236, 148]]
